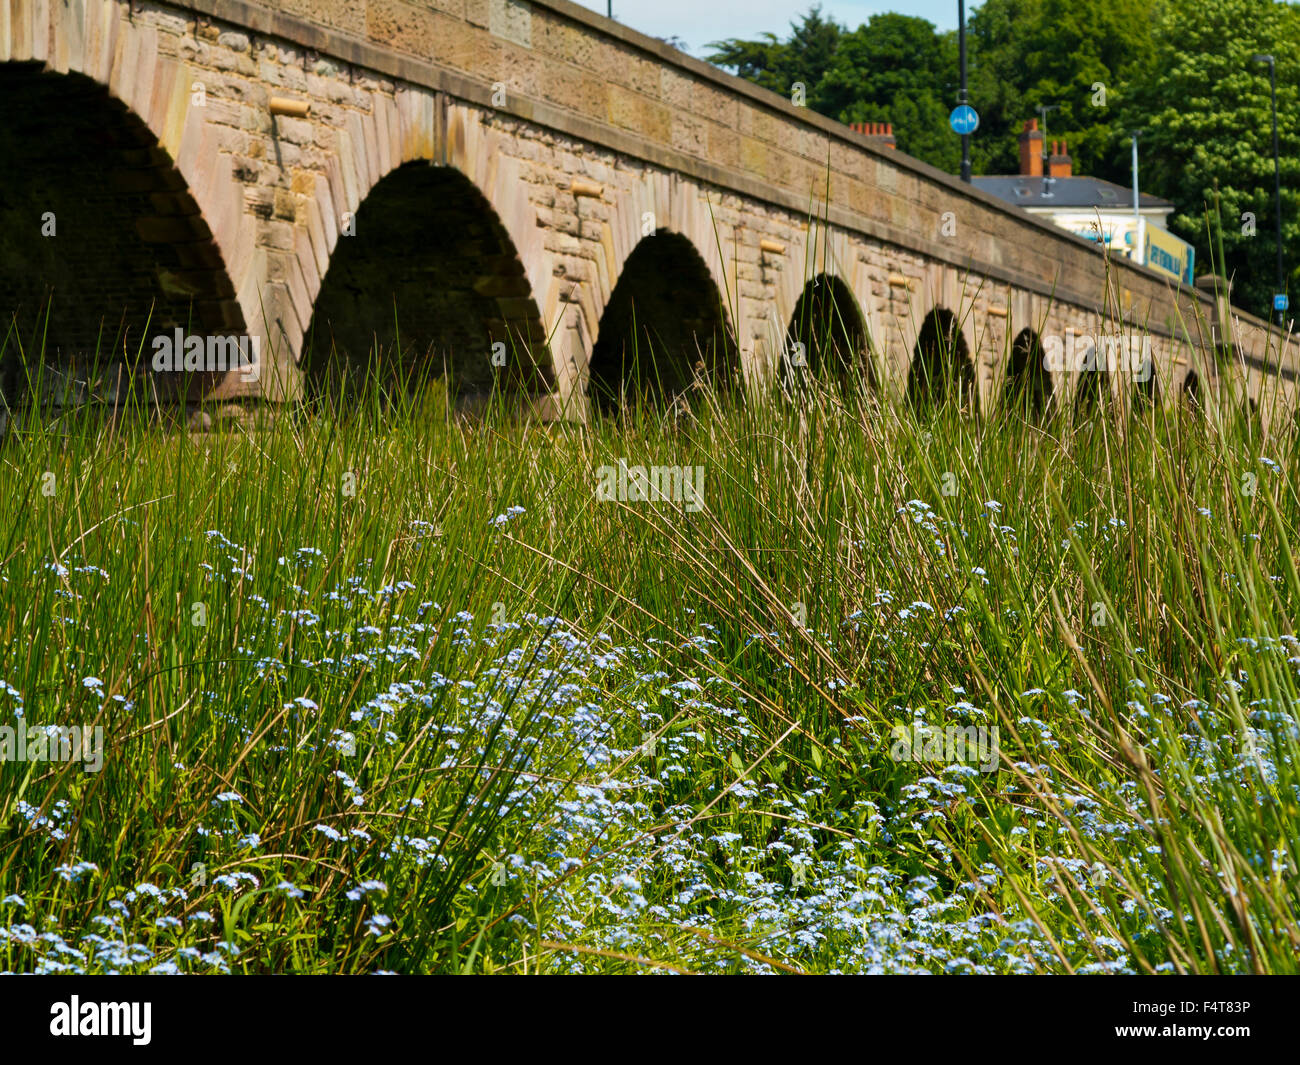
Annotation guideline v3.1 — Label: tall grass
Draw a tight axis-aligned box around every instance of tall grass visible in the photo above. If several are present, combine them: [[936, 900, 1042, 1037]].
[[1, 303, 1298, 973]]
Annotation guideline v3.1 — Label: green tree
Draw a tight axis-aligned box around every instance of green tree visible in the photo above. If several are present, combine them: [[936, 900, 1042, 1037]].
[[706, 6, 842, 102], [816, 14, 959, 171], [1124, 0, 1300, 315], [966, 0, 1042, 175], [707, 1, 1157, 178], [709, 8, 960, 171], [968, 0, 1155, 182]]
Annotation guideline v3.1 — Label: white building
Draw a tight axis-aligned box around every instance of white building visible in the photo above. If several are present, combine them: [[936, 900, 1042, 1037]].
[[972, 119, 1194, 285]]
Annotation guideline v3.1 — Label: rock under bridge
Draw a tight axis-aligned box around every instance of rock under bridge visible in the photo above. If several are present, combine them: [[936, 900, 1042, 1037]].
[[1, 0, 1296, 421]]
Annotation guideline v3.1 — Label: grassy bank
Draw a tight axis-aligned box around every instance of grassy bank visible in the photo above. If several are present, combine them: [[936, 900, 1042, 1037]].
[[1, 365, 1297, 973]]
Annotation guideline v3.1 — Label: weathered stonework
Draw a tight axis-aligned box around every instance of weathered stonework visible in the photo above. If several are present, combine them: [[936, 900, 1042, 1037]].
[[2, 0, 1296, 420]]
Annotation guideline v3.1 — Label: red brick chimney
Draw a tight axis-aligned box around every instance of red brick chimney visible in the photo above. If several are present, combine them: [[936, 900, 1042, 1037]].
[[1048, 140, 1072, 178], [850, 121, 896, 150], [1018, 118, 1044, 177]]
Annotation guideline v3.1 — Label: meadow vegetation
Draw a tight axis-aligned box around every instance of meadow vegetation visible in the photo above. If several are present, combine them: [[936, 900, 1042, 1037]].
[[1, 324, 1298, 974]]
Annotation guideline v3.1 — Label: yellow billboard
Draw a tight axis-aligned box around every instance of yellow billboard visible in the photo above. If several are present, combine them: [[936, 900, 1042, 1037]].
[[1143, 225, 1195, 285]]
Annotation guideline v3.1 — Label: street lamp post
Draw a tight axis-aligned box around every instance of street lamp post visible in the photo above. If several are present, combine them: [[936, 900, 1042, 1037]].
[[958, 0, 970, 182], [1252, 54, 1285, 325], [1130, 131, 1143, 266]]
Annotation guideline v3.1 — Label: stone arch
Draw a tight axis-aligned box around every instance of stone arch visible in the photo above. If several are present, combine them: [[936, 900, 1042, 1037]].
[[907, 307, 979, 413], [3, 0, 565, 406], [1007, 291, 1060, 394], [0, 50, 244, 402], [1002, 327, 1053, 417], [1, 0, 332, 400], [586, 230, 738, 411], [1003, 290, 1039, 345], [272, 94, 566, 410], [1074, 362, 1111, 420], [1069, 332, 1125, 421], [888, 263, 978, 405], [1131, 356, 1161, 413], [781, 273, 874, 396], [766, 226, 879, 383], [303, 162, 549, 402], [576, 174, 746, 407]]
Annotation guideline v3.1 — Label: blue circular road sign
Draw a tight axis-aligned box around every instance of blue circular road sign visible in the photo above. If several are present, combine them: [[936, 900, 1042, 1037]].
[[950, 105, 979, 135]]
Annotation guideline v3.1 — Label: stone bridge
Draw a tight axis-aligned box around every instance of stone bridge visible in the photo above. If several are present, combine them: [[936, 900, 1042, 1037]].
[[2, 0, 1296, 421]]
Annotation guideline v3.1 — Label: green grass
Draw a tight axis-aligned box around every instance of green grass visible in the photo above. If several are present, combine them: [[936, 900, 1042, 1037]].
[[1, 327, 1298, 973]]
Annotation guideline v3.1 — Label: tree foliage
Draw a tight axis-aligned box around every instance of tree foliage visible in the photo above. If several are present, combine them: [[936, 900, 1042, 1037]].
[[706, 7, 842, 101], [1123, 0, 1300, 315], [819, 15, 960, 171]]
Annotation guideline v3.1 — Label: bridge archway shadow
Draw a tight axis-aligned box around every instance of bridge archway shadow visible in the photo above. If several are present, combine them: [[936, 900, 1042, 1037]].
[[0, 64, 242, 404], [1073, 363, 1113, 423], [1001, 328, 1053, 421], [303, 162, 550, 408], [1131, 359, 1161, 415], [781, 274, 875, 401], [907, 307, 977, 415], [587, 231, 738, 414]]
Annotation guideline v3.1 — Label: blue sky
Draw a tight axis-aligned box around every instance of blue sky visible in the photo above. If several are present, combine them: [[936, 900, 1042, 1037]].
[[570, 1, 974, 58]]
